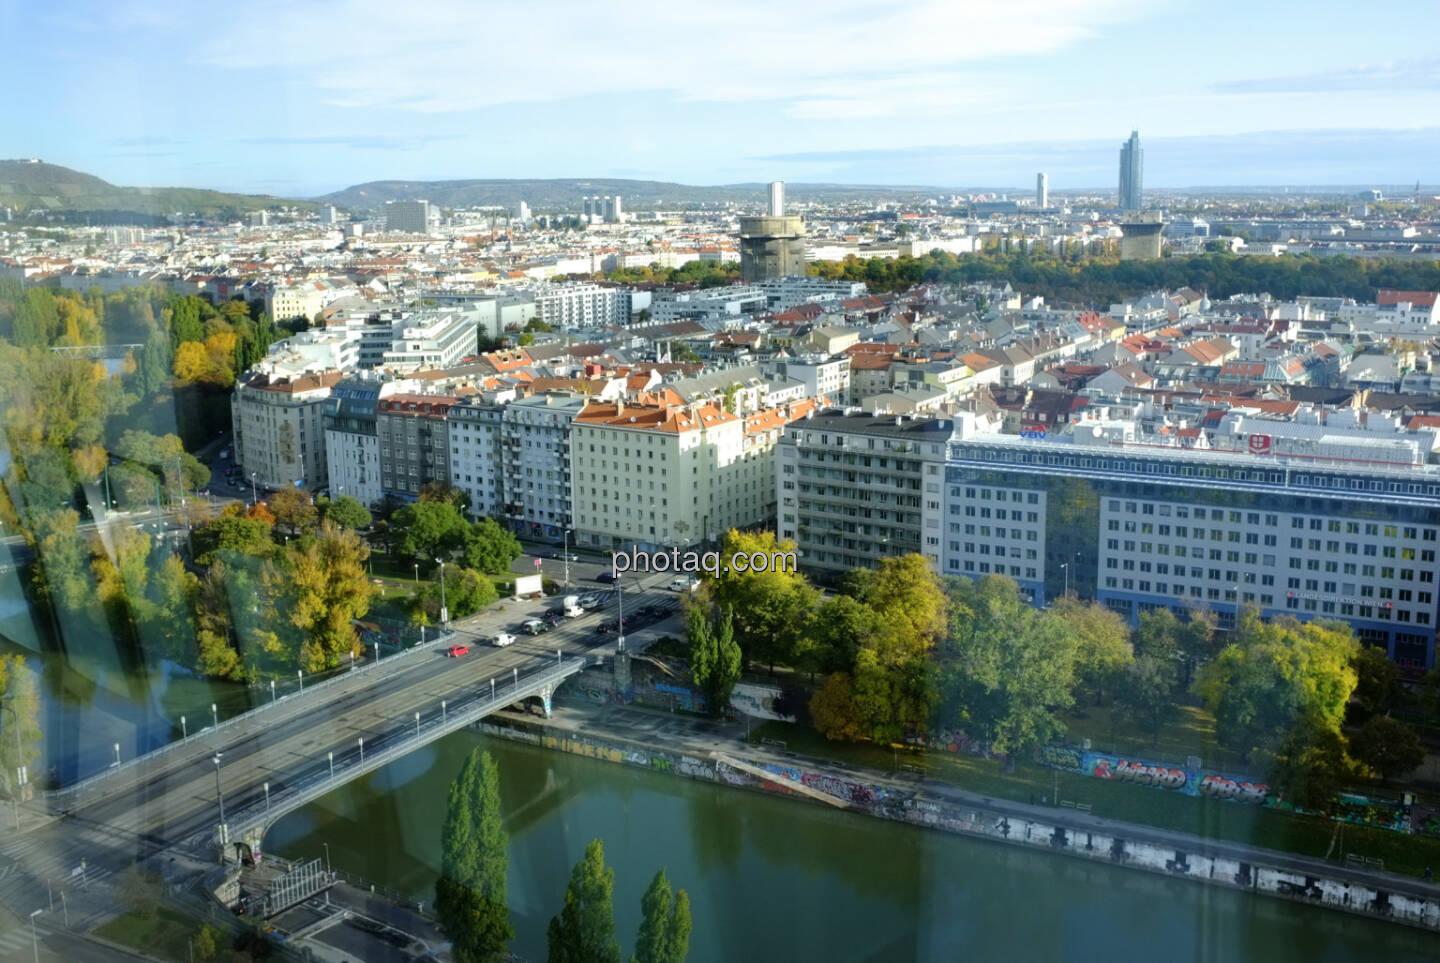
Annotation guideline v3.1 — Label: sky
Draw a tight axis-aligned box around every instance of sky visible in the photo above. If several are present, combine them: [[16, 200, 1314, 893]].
[[3, 0, 1437, 197]]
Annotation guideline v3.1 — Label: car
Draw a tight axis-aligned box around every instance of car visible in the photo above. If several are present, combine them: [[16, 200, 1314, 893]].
[[544, 613, 566, 628], [546, 606, 565, 618], [549, 551, 580, 562], [522, 619, 548, 635], [492, 632, 516, 647], [444, 644, 470, 658], [668, 576, 691, 591], [578, 593, 601, 608], [595, 571, 617, 584]]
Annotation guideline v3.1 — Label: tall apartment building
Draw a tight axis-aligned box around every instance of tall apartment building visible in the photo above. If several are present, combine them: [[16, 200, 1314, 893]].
[[942, 432, 1440, 668], [571, 398, 744, 550], [376, 395, 459, 499], [232, 370, 342, 492], [322, 376, 420, 508], [500, 393, 587, 537], [385, 199, 432, 234], [446, 397, 507, 518], [776, 411, 956, 578]]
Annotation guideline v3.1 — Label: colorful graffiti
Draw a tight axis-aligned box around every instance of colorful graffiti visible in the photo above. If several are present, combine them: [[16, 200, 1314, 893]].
[[1039, 745, 1270, 805]]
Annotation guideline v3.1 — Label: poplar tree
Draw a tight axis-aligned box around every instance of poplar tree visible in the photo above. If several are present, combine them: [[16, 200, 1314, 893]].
[[436, 749, 513, 963], [632, 869, 691, 963], [547, 838, 620, 963]]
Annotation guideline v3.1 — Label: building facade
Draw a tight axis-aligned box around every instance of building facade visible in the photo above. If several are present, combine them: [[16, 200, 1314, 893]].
[[942, 434, 1440, 669], [377, 395, 458, 499], [446, 397, 507, 518], [777, 411, 955, 578], [500, 393, 586, 538], [385, 199, 432, 234], [1118, 130, 1144, 212], [232, 371, 341, 492]]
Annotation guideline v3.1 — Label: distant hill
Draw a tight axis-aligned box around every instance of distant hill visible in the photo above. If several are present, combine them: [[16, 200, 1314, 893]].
[[319, 177, 949, 212], [0, 159, 317, 219]]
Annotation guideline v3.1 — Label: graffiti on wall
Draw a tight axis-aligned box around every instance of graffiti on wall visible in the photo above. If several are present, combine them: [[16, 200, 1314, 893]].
[[1039, 744, 1270, 805]]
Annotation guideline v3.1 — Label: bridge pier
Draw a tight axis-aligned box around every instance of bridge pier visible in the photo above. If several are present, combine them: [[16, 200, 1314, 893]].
[[541, 685, 553, 719], [614, 650, 631, 693]]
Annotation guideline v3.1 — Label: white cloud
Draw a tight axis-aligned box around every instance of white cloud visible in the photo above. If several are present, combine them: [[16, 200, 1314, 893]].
[[115, 0, 1148, 114]]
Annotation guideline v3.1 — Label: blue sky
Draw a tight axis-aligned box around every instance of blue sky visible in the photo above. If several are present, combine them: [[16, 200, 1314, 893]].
[[3, 0, 1437, 196]]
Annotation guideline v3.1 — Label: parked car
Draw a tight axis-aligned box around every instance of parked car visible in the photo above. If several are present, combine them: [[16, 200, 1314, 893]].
[[444, 644, 470, 658], [522, 619, 548, 635], [492, 632, 515, 647]]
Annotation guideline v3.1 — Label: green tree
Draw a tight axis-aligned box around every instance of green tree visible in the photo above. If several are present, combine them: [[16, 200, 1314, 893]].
[[0, 654, 42, 796], [323, 494, 372, 530], [415, 568, 498, 622], [1351, 645, 1403, 718], [547, 838, 621, 963], [686, 605, 741, 717], [1350, 715, 1425, 782], [436, 749, 513, 963], [704, 530, 817, 671], [268, 486, 318, 535], [632, 869, 691, 963], [1111, 654, 1178, 748], [1194, 610, 1359, 763], [1050, 596, 1132, 704], [463, 518, 523, 575], [288, 521, 376, 670], [394, 499, 469, 559]]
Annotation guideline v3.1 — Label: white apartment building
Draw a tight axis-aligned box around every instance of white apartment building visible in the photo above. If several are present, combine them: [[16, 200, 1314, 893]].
[[232, 370, 342, 492], [757, 277, 867, 311], [649, 286, 768, 326], [499, 393, 588, 537], [777, 411, 958, 577], [447, 397, 508, 518], [323, 376, 421, 508], [772, 355, 851, 405], [532, 282, 638, 328], [267, 280, 341, 323]]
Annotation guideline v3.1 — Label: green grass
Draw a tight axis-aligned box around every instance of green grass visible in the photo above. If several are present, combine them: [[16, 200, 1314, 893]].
[[1063, 703, 1244, 771], [748, 721, 1440, 878], [95, 907, 209, 962]]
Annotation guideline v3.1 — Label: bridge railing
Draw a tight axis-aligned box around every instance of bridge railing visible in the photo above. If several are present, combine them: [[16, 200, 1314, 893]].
[[226, 653, 606, 840], [41, 630, 459, 810]]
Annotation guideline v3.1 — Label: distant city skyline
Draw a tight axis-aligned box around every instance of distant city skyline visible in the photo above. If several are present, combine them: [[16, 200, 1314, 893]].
[[4, 1, 1437, 195]]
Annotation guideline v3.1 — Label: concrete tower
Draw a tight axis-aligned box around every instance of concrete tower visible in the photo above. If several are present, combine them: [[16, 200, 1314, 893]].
[[739, 180, 806, 281], [1118, 130, 1143, 211], [1119, 210, 1164, 260], [1036, 172, 1048, 209]]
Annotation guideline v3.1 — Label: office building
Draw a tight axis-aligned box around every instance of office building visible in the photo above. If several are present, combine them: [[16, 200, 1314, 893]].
[[1118, 130, 1143, 211], [385, 199, 432, 234], [739, 181, 806, 282], [942, 429, 1440, 668], [1036, 172, 1049, 209], [776, 411, 956, 578], [378, 309, 480, 371], [603, 195, 623, 224]]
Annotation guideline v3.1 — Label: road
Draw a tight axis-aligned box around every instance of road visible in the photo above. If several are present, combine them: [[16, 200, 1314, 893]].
[[0, 567, 683, 944]]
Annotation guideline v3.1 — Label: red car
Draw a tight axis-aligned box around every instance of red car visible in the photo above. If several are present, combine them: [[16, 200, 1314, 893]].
[[445, 644, 470, 658]]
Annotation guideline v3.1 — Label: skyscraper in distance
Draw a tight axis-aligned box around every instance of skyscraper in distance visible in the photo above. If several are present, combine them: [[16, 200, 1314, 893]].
[[1118, 130, 1143, 211], [1036, 172, 1048, 209]]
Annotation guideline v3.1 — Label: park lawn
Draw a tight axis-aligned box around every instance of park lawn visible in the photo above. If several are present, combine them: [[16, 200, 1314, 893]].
[[1063, 703, 1242, 771], [749, 721, 1440, 878], [95, 906, 203, 961]]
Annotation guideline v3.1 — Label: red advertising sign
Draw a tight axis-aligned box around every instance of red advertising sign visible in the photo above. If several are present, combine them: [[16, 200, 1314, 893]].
[[1248, 433, 1272, 456]]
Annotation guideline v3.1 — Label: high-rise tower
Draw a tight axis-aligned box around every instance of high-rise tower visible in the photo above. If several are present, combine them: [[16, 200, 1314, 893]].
[[1118, 130, 1143, 212], [1036, 172, 1048, 209]]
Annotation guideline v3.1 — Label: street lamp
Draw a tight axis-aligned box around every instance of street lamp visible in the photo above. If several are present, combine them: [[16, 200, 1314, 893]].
[[563, 529, 571, 589], [211, 702, 218, 728], [437, 559, 448, 625], [323, 842, 332, 875], [357, 736, 364, 763], [270, 679, 276, 703], [213, 753, 226, 827], [1060, 562, 1070, 599], [413, 561, 419, 585], [616, 575, 626, 652], [441, 700, 447, 724], [29, 908, 41, 963], [180, 715, 187, 739], [113, 743, 120, 767], [414, 712, 421, 738], [250, 472, 258, 505], [328, 751, 334, 781], [373, 641, 379, 665], [298, 669, 303, 693], [263, 781, 270, 813]]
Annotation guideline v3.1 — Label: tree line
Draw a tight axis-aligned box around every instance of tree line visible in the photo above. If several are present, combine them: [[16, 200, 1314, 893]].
[[438, 748, 691, 963], [692, 531, 1430, 810], [805, 249, 1440, 306]]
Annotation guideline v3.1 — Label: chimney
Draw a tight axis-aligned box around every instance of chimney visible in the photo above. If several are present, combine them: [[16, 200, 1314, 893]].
[[615, 398, 624, 418]]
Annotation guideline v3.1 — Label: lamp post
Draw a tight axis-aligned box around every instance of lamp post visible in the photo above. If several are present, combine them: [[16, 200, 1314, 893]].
[[437, 559, 448, 625], [250, 472, 258, 505], [297, 669, 303, 693], [180, 715, 187, 739], [490, 678, 495, 700], [441, 700, 447, 724], [358, 737, 364, 764], [270, 679, 276, 703], [1061, 563, 1070, 599], [616, 575, 626, 652], [323, 842, 332, 875], [413, 562, 419, 585], [211, 702, 218, 728], [113, 743, 120, 767], [328, 751, 334, 781], [414, 712, 421, 738], [263, 781, 270, 813], [563, 530, 570, 589], [373, 641, 379, 665], [213, 753, 226, 826], [29, 908, 41, 963]]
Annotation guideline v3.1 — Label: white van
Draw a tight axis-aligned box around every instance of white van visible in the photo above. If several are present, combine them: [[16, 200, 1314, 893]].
[[492, 632, 515, 647]]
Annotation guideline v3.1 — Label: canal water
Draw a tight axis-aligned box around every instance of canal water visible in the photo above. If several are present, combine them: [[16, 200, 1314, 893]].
[[267, 730, 1438, 963]]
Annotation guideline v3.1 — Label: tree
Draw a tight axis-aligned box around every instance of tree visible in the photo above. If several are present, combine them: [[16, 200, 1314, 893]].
[[1350, 715, 1425, 782], [323, 494, 372, 531], [288, 521, 376, 670], [1194, 611, 1359, 763], [1050, 596, 1131, 704], [935, 575, 1080, 757], [547, 838, 621, 963], [686, 605, 741, 717], [415, 568, 498, 622], [632, 869, 691, 963], [1267, 719, 1353, 810], [1351, 645, 1403, 718], [436, 749, 513, 963], [268, 486, 318, 536], [1111, 654, 1178, 747], [193, 925, 221, 961], [463, 518, 523, 575], [704, 530, 817, 671], [394, 500, 468, 559], [0, 654, 42, 796]]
